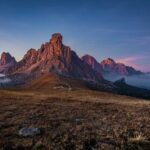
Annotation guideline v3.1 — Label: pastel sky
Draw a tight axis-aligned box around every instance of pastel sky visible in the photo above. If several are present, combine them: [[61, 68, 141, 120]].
[[0, 0, 150, 72]]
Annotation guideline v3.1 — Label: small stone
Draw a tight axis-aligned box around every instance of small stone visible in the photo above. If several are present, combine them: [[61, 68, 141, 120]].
[[19, 127, 41, 137]]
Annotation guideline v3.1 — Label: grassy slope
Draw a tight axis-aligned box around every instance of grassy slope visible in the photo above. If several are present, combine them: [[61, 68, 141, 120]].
[[0, 88, 150, 149]]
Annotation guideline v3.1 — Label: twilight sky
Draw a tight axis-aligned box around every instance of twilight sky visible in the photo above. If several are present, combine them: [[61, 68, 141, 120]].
[[0, 0, 150, 71]]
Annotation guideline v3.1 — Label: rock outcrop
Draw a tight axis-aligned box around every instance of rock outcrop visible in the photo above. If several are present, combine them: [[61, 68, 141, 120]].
[[0, 52, 16, 73]]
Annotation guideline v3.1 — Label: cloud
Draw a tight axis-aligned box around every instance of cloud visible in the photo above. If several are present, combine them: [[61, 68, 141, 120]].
[[117, 56, 145, 63], [116, 55, 149, 71]]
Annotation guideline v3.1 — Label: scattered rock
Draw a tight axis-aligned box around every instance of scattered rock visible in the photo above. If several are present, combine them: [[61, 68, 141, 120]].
[[75, 118, 85, 125], [19, 127, 41, 137]]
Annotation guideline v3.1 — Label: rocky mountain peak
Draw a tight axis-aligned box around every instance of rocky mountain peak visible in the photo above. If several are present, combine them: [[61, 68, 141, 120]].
[[0, 52, 16, 66], [81, 55, 103, 74], [82, 54, 96, 62], [0, 52, 17, 73], [27, 48, 37, 54], [22, 48, 38, 64], [101, 58, 115, 65], [25, 49, 38, 58], [8, 33, 104, 82], [50, 33, 63, 43], [100, 57, 142, 76], [81, 55, 96, 66], [50, 33, 63, 52], [107, 58, 115, 62]]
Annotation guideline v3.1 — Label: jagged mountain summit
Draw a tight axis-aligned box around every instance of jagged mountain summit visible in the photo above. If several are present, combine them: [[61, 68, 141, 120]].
[[101, 58, 142, 76], [0, 52, 16, 73], [7, 33, 104, 82], [82, 55, 142, 77], [81, 55, 103, 74], [0, 35, 142, 78]]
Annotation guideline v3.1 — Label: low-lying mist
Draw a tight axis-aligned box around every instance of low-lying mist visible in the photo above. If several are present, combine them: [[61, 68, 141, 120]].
[[0, 74, 5, 77], [0, 74, 11, 84], [104, 74, 150, 90]]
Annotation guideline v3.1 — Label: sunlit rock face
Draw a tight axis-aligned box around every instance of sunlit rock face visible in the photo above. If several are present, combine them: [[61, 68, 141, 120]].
[[101, 58, 116, 71], [50, 33, 63, 54], [0, 52, 16, 74], [9, 33, 104, 82], [15, 48, 38, 71], [101, 58, 128, 75], [24, 49, 38, 65]]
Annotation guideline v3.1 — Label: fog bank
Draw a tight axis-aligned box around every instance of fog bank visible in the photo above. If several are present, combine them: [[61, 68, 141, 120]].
[[104, 74, 150, 90], [0, 74, 5, 77], [0, 74, 11, 84]]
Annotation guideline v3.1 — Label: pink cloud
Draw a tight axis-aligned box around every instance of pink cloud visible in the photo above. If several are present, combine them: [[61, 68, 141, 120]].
[[116, 55, 148, 71]]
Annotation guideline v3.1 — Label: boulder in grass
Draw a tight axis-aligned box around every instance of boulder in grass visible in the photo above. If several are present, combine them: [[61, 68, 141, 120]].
[[19, 127, 41, 137]]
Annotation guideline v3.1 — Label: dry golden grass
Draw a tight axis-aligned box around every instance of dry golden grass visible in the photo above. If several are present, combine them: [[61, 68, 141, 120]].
[[0, 88, 150, 149]]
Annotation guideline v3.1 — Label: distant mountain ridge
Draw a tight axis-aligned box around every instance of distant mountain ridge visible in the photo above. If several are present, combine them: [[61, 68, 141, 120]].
[[81, 55, 142, 76], [101, 58, 142, 76]]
